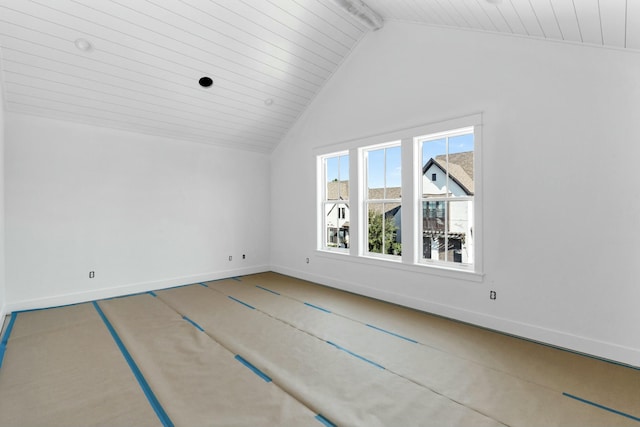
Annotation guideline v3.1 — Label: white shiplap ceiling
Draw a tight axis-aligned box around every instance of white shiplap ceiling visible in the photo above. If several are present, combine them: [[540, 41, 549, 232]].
[[368, 0, 640, 50], [1, 1, 638, 153], [0, 0, 368, 153]]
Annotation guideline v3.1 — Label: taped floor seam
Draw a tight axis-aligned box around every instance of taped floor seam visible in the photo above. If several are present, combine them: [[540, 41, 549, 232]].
[[151, 289, 329, 423], [200, 282, 509, 427], [223, 280, 580, 398]]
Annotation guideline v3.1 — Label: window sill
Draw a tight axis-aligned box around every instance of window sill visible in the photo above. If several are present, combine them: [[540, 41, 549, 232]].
[[315, 249, 484, 283]]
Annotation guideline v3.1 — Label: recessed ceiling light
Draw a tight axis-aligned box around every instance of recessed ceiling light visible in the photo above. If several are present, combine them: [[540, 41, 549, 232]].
[[264, 98, 274, 106], [74, 38, 93, 52], [199, 76, 213, 88]]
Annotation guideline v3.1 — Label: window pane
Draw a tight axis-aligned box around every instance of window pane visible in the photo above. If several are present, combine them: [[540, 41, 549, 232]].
[[384, 202, 402, 255], [422, 201, 447, 261], [368, 203, 401, 256], [447, 199, 472, 263], [325, 203, 350, 249], [339, 155, 350, 200], [421, 200, 472, 263], [422, 138, 447, 198], [447, 134, 474, 197], [367, 149, 385, 199], [326, 155, 349, 201], [384, 146, 401, 198]]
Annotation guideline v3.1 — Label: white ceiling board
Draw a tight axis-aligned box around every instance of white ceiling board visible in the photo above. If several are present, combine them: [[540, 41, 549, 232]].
[[478, 1, 515, 33], [0, 0, 367, 153], [494, 0, 528, 36], [1, 0, 638, 153], [572, 0, 603, 45], [628, 0, 640, 49], [548, 0, 582, 43], [599, 0, 627, 48], [527, 0, 563, 40], [458, 0, 496, 32], [436, 0, 472, 28]]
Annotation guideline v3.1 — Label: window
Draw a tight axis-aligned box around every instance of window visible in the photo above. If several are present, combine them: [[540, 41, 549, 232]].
[[316, 114, 481, 277], [364, 143, 402, 257], [321, 153, 350, 250], [420, 129, 474, 266]]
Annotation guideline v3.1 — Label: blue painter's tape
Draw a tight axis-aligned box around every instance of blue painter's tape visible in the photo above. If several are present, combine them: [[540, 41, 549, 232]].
[[563, 392, 640, 422], [366, 324, 418, 343], [0, 312, 18, 369], [182, 316, 205, 332], [228, 296, 255, 310], [315, 414, 337, 427], [148, 291, 157, 297], [304, 302, 331, 313], [327, 341, 385, 370], [198, 283, 209, 288], [92, 302, 174, 427], [235, 355, 272, 382], [256, 285, 280, 296]]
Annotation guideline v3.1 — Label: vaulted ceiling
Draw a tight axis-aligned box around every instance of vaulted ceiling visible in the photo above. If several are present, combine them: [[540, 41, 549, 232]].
[[1, 1, 637, 153]]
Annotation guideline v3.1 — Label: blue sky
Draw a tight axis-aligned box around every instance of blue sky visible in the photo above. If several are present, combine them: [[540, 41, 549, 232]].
[[367, 146, 401, 189], [326, 154, 349, 183]]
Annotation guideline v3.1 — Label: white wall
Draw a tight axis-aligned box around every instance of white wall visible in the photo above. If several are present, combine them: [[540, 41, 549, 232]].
[[5, 113, 270, 310], [0, 83, 6, 329], [271, 22, 640, 366]]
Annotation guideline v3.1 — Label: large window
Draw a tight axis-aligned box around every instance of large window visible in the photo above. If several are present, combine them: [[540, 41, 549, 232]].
[[364, 143, 402, 257], [316, 115, 481, 277], [321, 153, 350, 250], [420, 128, 474, 266]]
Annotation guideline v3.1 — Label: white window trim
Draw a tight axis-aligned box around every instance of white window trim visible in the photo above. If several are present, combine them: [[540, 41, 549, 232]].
[[314, 113, 484, 283]]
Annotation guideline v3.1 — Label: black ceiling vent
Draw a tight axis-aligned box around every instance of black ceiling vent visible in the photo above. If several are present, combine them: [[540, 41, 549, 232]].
[[199, 77, 213, 88]]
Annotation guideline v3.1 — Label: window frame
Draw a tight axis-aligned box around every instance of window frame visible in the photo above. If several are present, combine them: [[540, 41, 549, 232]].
[[418, 127, 475, 270], [315, 114, 483, 282], [362, 141, 403, 260], [318, 151, 350, 253]]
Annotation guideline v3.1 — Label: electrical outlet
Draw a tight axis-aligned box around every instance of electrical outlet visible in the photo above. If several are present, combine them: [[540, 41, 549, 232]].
[[305, 257, 310, 264], [490, 290, 497, 300], [228, 255, 232, 261], [242, 254, 246, 259], [89, 271, 95, 279]]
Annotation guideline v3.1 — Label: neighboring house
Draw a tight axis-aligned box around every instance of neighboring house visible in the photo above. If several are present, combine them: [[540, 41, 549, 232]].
[[325, 151, 473, 262], [422, 151, 474, 263], [325, 180, 350, 248]]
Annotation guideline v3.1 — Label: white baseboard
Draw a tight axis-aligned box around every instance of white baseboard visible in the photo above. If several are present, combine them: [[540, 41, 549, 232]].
[[6, 265, 269, 313], [271, 264, 640, 369]]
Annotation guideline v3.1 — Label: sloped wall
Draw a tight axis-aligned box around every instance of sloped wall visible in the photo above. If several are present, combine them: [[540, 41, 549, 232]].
[[5, 114, 270, 309], [271, 22, 640, 366]]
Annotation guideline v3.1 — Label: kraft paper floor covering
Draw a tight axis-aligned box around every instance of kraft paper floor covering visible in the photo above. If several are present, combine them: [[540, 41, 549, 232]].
[[0, 273, 638, 426]]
